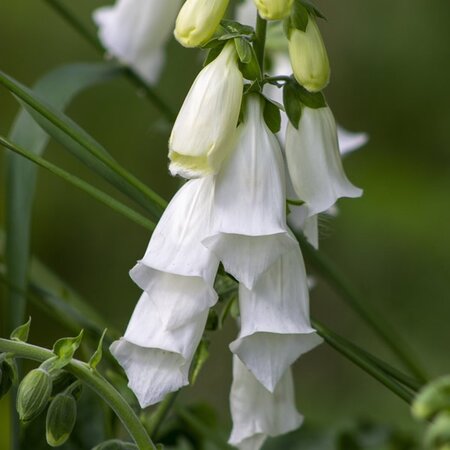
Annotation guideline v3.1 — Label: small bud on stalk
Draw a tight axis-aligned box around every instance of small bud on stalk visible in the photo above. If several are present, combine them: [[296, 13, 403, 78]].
[[254, 0, 293, 20], [175, 0, 229, 48], [17, 368, 53, 422], [288, 14, 330, 92], [424, 412, 450, 450], [46, 392, 77, 447], [412, 375, 450, 421]]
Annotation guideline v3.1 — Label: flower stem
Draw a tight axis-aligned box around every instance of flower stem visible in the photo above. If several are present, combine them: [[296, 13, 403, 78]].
[[254, 13, 267, 74], [0, 339, 157, 450], [296, 232, 428, 383], [42, 0, 176, 122], [145, 391, 179, 439], [313, 320, 415, 404]]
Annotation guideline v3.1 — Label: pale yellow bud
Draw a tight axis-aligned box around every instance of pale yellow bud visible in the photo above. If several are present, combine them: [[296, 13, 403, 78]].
[[288, 15, 330, 92], [254, 0, 293, 20], [174, 0, 229, 48]]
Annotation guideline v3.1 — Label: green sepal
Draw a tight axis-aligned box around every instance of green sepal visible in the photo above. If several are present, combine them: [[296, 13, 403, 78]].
[[203, 43, 226, 67], [203, 20, 254, 50], [17, 368, 53, 422], [300, 0, 327, 20], [283, 79, 326, 128], [290, 1, 310, 32], [234, 37, 252, 64], [92, 439, 138, 449], [205, 310, 219, 331], [10, 316, 31, 342], [89, 329, 107, 370], [238, 44, 262, 81], [46, 392, 77, 447], [262, 96, 282, 134], [190, 339, 210, 385], [287, 198, 305, 206], [51, 330, 84, 370]]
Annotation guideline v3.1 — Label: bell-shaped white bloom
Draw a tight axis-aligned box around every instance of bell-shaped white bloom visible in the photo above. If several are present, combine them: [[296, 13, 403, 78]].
[[130, 177, 219, 330], [288, 15, 330, 92], [174, 0, 229, 48], [93, 0, 181, 84], [230, 244, 322, 391], [110, 293, 208, 407], [229, 356, 303, 450], [203, 95, 294, 289], [254, 0, 293, 20], [287, 205, 319, 249], [338, 126, 369, 156], [285, 106, 363, 217], [169, 42, 243, 178]]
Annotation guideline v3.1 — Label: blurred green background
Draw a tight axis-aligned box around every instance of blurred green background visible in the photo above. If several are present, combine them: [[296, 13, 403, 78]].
[[0, 0, 449, 448]]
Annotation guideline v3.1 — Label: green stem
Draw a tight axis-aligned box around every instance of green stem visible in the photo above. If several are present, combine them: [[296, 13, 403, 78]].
[[0, 136, 155, 232], [296, 232, 428, 383], [313, 320, 415, 404], [254, 12, 267, 74], [42, 0, 176, 122], [145, 391, 179, 439], [0, 339, 157, 450]]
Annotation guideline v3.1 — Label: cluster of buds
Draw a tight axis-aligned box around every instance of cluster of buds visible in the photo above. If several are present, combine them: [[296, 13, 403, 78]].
[[93, 0, 365, 448]]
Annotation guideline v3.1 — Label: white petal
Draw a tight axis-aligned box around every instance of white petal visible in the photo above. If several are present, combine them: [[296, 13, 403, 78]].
[[337, 126, 369, 155], [229, 356, 303, 450], [93, 0, 181, 84], [203, 95, 294, 289], [130, 177, 219, 329], [285, 106, 363, 217], [110, 293, 207, 407], [169, 42, 243, 178], [230, 246, 322, 391], [287, 207, 319, 249]]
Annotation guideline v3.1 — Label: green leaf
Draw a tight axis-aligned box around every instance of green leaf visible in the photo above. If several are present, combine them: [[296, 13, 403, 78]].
[[239, 45, 262, 81], [0, 69, 166, 220], [89, 329, 108, 370], [47, 331, 84, 371], [10, 317, 31, 342], [234, 37, 252, 64], [203, 43, 226, 66], [263, 97, 282, 134], [4, 63, 120, 332], [291, 1, 310, 32], [283, 81, 303, 128]]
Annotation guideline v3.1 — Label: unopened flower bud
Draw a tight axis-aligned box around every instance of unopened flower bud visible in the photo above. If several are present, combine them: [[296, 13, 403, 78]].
[[425, 412, 450, 450], [174, 0, 229, 48], [46, 393, 77, 447], [169, 41, 243, 178], [412, 375, 450, 421], [17, 368, 52, 422], [288, 15, 330, 92], [254, 0, 293, 20]]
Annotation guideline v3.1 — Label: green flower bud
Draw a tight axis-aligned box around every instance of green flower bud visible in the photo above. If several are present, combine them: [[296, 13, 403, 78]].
[[92, 440, 137, 450], [288, 14, 330, 92], [46, 392, 77, 447], [254, 0, 293, 20], [17, 368, 53, 422], [425, 412, 450, 450], [412, 375, 450, 421]]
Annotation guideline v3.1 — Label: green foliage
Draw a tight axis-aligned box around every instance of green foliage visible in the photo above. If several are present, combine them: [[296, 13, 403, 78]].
[[10, 317, 31, 342]]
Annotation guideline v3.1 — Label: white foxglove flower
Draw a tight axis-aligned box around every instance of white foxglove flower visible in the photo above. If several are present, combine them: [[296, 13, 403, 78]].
[[338, 126, 369, 155], [230, 244, 322, 391], [203, 95, 294, 289], [130, 177, 219, 330], [169, 42, 243, 178], [229, 356, 303, 450], [110, 293, 208, 407], [288, 15, 330, 92], [174, 0, 229, 48], [93, 0, 181, 84], [285, 106, 363, 217], [254, 0, 293, 20]]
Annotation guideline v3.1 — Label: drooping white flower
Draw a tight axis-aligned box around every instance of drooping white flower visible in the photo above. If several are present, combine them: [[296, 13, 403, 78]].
[[203, 95, 294, 289], [288, 15, 330, 92], [337, 126, 369, 155], [253, 0, 293, 20], [130, 177, 219, 330], [174, 0, 229, 48], [169, 42, 243, 178], [285, 105, 363, 217], [110, 293, 208, 407], [229, 356, 303, 450], [93, 0, 181, 84], [230, 244, 322, 391]]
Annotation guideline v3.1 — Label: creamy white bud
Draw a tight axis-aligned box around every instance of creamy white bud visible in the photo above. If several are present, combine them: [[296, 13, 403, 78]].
[[285, 106, 363, 217], [174, 0, 229, 48], [169, 42, 243, 178], [254, 0, 293, 20], [288, 15, 330, 92], [93, 0, 181, 84]]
